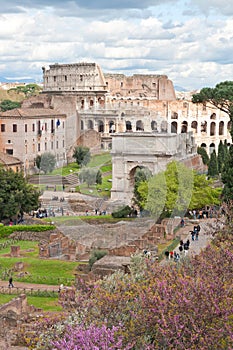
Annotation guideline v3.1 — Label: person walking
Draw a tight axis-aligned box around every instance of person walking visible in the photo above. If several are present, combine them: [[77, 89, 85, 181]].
[[8, 277, 14, 288]]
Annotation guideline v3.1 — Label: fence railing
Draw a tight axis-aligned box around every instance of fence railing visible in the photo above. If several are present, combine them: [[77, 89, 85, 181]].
[[0, 286, 59, 297]]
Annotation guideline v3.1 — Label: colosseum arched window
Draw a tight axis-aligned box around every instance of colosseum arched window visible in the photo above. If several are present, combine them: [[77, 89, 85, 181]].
[[126, 121, 132, 131], [171, 121, 177, 133], [191, 121, 197, 133], [181, 121, 188, 133], [210, 122, 216, 136], [219, 121, 224, 136], [151, 120, 158, 131], [136, 120, 144, 131]]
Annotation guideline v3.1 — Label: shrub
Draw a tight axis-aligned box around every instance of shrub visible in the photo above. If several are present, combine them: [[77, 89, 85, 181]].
[[111, 206, 132, 218], [89, 249, 108, 269]]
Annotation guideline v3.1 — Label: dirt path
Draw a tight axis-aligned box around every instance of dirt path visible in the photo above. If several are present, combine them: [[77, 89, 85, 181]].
[[0, 280, 60, 291]]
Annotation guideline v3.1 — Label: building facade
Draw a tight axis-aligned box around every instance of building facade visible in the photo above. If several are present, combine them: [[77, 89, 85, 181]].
[[0, 108, 67, 174]]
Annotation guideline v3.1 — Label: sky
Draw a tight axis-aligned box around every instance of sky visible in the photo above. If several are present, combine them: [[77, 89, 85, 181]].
[[0, 0, 233, 90]]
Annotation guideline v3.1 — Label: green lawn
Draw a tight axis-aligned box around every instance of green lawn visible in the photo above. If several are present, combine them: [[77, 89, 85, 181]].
[[0, 294, 62, 311]]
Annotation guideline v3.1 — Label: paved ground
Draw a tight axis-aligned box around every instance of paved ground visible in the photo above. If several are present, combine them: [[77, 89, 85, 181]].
[[171, 217, 218, 259]]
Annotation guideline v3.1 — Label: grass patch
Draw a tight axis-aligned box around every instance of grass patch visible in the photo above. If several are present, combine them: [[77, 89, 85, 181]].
[[50, 162, 80, 176], [0, 294, 62, 312], [27, 296, 62, 311], [0, 225, 55, 239], [0, 256, 78, 285], [88, 152, 111, 168], [0, 241, 38, 257]]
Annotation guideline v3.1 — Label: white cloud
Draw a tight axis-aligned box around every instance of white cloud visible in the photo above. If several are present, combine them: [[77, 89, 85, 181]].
[[0, 0, 232, 90]]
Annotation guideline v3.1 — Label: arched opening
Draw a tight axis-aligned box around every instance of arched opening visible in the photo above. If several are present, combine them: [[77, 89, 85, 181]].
[[109, 121, 115, 133], [171, 112, 178, 119], [81, 99, 84, 109], [90, 99, 94, 107], [125, 121, 132, 132], [201, 143, 207, 148], [210, 113, 216, 120], [171, 121, 178, 133], [191, 121, 197, 133], [209, 143, 215, 154], [108, 143, 112, 150], [129, 166, 152, 191], [227, 121, 232, 132], [201, 121, 207, 133], [161, 120, 168, 132], [98, 120, 104, 133], [151, 120, 158, 131], [181, 121, 188, 133], [219, 121, 224, 135], [210, 122, 216, 136], [87, 120, 93, 129], [136, 120, 144, 131], [81, 120, 84, 130]]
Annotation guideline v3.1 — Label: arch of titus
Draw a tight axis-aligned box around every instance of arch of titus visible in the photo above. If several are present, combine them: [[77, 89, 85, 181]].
[[111, 131, 203, 203]]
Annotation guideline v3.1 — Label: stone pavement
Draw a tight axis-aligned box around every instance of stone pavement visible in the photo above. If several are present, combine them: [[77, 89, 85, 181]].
[[172, 217, 218, 259]]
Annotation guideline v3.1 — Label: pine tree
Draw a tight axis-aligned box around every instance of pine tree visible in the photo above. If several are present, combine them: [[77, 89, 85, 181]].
[[208, 150, 218, 177]]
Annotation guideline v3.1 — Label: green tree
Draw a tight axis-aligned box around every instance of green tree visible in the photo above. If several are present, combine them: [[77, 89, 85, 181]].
[[192, 81, 233, 139], [189, 174, 221, 209], [0, 169, 40, 221], [208, 150, 219, 177], [221, 145, 233, 201], [96, 169, 102, 185], [133, 167, 152, 209], [79, 168, 97, 187], [197, 146, 209, 165], [0, 99, 21, 111], [36, 152, 56, 174], [217, 140, 225, 173], [73, 146, 90, 167], [9, 83, 42, 97]]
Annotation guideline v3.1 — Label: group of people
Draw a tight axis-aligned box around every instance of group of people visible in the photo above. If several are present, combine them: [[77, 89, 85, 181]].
[[190, 224, 201, 241]]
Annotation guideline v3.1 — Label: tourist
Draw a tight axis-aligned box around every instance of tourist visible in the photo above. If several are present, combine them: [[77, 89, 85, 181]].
[[8, 277, 14, 288], [164, 251, 169, 259], [190, 230, 195, 241], [180, 218, 185, 227]]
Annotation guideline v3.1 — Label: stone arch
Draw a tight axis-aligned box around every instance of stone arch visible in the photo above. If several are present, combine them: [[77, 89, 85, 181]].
[[210, 113, 216, 120], [136, 120, 144, 131], [109, 120, 115, 133], [181, 121, 188, 133], [128, 165, 152, 189], [171, 121, 178, 133], [98, 120, 104, 133], [151, 120, 158, 131], [125, 121, 132, 131], [219, 121, 224, 135], [87, 120, 94, 129], [210, 122, 216, 136], [191, 121, 197, 133], [209, 142, 215, 154]]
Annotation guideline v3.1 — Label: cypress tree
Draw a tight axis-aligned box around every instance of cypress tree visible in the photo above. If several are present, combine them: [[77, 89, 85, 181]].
[[197, 146, 209, 165], [221, 145, 233, 201], [208, 150, 218, 177], [217, 140, 225, 173]]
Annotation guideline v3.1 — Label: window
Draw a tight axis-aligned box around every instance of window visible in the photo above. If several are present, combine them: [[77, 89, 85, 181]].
[[1, 124, 5, 132], [51, 141, 53, 150], [6, 149, 13, 155], [25, 124, 27, 132], [56, 141, 59, 149], [62, 121, 65, 128], [54, 76, 56, 82], [13, 124, 17, 132], [7, 140, 11, 144], [65, 75, 67, 81], [32, 123, 35, 132], [38, 144, 40, 152], [45, 142, 47, 151], [62, 140, 65, 147], [121, 82, 123, 88]]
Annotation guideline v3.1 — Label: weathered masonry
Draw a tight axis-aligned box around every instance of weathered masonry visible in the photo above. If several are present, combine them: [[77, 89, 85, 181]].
[[111, 132, 203, 202]]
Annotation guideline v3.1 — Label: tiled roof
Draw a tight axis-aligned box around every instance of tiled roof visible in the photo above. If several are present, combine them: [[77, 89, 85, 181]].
[[0, 152, 22, 165], [0, 108, 66, 118]]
